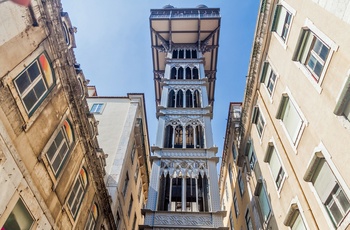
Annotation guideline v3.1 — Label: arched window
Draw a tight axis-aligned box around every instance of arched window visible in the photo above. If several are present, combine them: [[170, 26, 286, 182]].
[[170, 67, 177, 79], [46, 119, 74, 177], [85, 203, 99, 230], [164, 125, 173, 148], [177, 90, 183, 108], [68, 167, 88, 219], [193, 67, 199, 79], [168, 90, 175, 107], [194, 90, 201, 108], [196, 125, 204, 148], [185, 67, 191, 79], [185, 49, 191, 59], [192, 50, 197, 59], [178, 67, 184, 79], [186, 177, 197, 211], [186, 125, 194, 148], [174, 125, 183, 148], [179, 49, 184, 59], [186, 90, 193, 108], [172, 50, 178, 59]]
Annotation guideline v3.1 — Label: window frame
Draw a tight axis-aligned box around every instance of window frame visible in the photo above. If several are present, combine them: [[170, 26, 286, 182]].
[[254, 179, 272, 223], [292, 18, 338, 93], [238, 169, 245, 196], [334, 71, 350, 128], [304, 143, 350, 229], [260, 60, 279, 100], [264, 141, 287, 192], [276, 90, 307, 151], [90, 103, 104, 114], [13, 52, 55, 116], [44, 119, 75, 179], [271, 1, 295, 47], [283, 198, 308, 230], [67, 167, 88, 219], [245, 209, 253, 230], [252, 105, 266, 139]]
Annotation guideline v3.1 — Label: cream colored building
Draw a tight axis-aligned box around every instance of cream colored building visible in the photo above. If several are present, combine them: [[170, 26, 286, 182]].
[[87, 90, 151, 230], [0, 1, 115, 229], [220, 0, 350, 229]]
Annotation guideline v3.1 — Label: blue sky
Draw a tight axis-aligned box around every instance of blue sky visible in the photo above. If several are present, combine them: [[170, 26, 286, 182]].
[[61, 0, 260, 161]]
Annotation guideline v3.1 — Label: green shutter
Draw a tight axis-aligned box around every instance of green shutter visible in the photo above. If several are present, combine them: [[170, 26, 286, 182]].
[[260, 62, 269, 83], [271, 5, 282, 32]]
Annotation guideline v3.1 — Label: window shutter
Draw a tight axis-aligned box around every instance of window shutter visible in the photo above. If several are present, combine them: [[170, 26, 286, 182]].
[[276, 95, 289, 119], [281, 99, 303, 143], [245, 141, 251, 156], [271, 5, 282, 32], [252, 106, 260, 124], [269, 148, 281, 181], [312, 160, 337, 203], [293, 29, 311, 62], [275, 7, 287, 36], [260, 62, 269, 83]]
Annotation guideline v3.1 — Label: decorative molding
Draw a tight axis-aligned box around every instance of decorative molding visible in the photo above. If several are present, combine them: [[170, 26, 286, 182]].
[[154, 213, 212, 226], [164, 116, 204, 126]]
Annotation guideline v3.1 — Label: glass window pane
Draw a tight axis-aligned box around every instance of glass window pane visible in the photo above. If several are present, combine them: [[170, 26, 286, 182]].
[[23, 90, 37, 111], [33, 79, 46, 99], [3, 199, 34, 230], [27, 62, 40, 81], [291, 214, 306, 230], [16, 72, 31, 94], [282, 100, 303, 143]]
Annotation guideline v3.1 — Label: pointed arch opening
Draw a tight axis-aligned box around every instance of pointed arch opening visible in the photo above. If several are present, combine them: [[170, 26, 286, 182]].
[[186, 90, 193, 108], [186, 125, 194, 148], [170, 67, 176, 79], [174, 125, 183, 148], [193, 67, 199, 79], [158, 174, 171, 211], [179, 49, 184, 59], [172, 50, 178, 59], [185, 67, 191, 79], [192, 50, 197, 59], [194, 90, 201, 108], [196, 125, 205, 148], [168, 90, 175, 107], [178, 67, 184, 79], [177, 90, 183, 108], [164, 125, 173, 148]]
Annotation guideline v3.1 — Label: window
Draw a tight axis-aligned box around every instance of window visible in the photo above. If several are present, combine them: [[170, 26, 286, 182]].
[[46, 119, 74, 177], [2, 199, 34, 230], [232, 142, 237, 160], [90, 103, 104, 114], [238, 170, 244, 196], [245, 209, 253, 230], [293, 19, 337, 85], [116, 212, 121, 229], [230, 212, 235, 230], [134, 164, 139, 182], [284, 204, 307, 230], [132, 213, 137, 230], [229, 164, 233, 185], [252, 106, 265, 138], [14, 53, 55, 115], [122, 172, 129, 197], [260, 62, 277, 96], [254, 180, 271, 222], [272, 4, 293, 41], [334, 75, 350, 121], [131, 143, 136, 164], [128, 195, 133, 217], [234, 193, 239, 217], [68, 167, 88, 219], [85, 203, 98, 230], [264, 144, 285, 189], [305, 158, 350, 226], [276, 94, 305, 145], [246, 142, 256, 170], [138, 182, 142, 201]]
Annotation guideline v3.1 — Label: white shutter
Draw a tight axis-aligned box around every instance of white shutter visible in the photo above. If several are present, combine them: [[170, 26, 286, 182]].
[[313, 160, 337, 203], [276, 7, 287, 36], [282, 100, 303, 143], [269, 148, 281, 182]]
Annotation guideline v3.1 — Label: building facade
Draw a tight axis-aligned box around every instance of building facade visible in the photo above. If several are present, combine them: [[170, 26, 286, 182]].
[[87, 91, 151, 230], [220, 0, 350, 229], [0, 1, 115, 229], [142, 5, 226, 230]]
